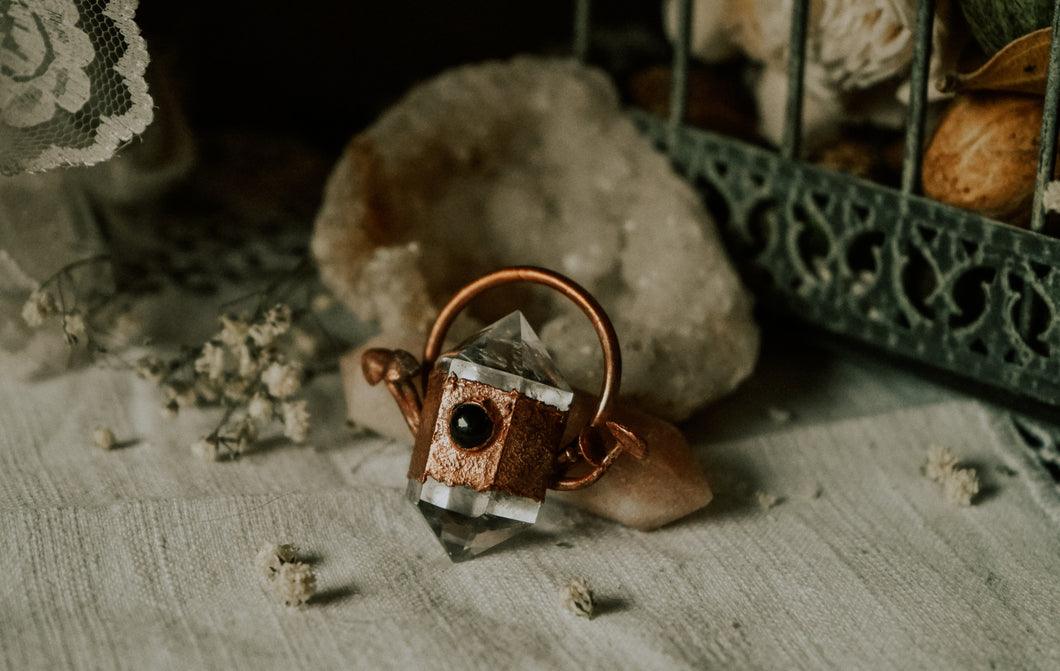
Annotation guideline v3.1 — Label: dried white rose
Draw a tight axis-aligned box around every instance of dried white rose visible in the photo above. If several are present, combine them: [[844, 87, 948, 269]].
[[194, 341, 227, 380], [559, 578, 594, 619], [191, 436, 221, 461], [273, 562, 317, 606], [92, 426, 116, 451], [234, 343, 260, 379], [21, 289, 56, 327], [248, 393, 273, 420], [262, 362, 302, 399], [282, 400, 310, 443]]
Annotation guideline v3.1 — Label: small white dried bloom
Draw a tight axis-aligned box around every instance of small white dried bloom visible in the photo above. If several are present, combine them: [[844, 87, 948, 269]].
[[161, 399, 180, 418], [92, 426, 116, 451], [273, 562, 317, 606], [265, 304, 293, 335], [191, 436, 221, 461], [924, 444, 958, 482], [255, 542, 299, 578], [63, 310, 87, 340], [21, 289, 56, 327], [135, 355, 167, 384], [248, 322, 278, 348], [248, 393, 273, 420], [194, 341, 228, 380], [164, 383, 197, 408], [218, 313, 250, 347], [195, 378, 222, 403], [1044, 180, 1060, 214], [233, 418, 258, 454], [282, 400, 310, 443], [262, 362, 302, 399], [924, 444, 980, 506], [234, 343, 260, 378], [559, 578, 594, 619], [223, 377, 253, 403], [942, 467, 981, 507]]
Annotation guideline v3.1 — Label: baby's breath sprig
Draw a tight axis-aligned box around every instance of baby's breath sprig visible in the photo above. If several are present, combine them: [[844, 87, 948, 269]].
[[139, 302, 319, 460], [20, 254, 114, 348]]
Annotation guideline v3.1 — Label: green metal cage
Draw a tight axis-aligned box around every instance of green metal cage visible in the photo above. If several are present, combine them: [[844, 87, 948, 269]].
[[576, 0, 1060, 409]]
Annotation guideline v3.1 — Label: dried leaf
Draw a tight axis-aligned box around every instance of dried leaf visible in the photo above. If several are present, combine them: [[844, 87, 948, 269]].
[[938, 28, 1052, 95]]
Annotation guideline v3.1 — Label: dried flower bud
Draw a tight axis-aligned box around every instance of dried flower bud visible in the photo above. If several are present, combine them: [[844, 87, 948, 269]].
[[255, 542, 299, 578], [223, 377, 253, 403], [21, 289, 56, 327], [273, 562, 317, 606], [135, 355, 167, 384], [924, 444, 959, 483], [1044, 181, 1060, 214], [559, 578, 594, 619], [262, 362, 302, 399], [248, 322, 277, 348], [234, 343, 259, 378], [282, 400, 310, 443], [191, 436, 221, 461], [164, 383, 197, 408], [234, 418, 258, 454], [218, 313, 250, 347], [942, 467, 981, 507], [92, 426, 116, 451], [161, 399, 180, 418], [248, 393, 273, 420], [195, 378, 222, 403], [265, 304, 293, 335], [194, 341, 228, 380], [63, 310, 87, 340]]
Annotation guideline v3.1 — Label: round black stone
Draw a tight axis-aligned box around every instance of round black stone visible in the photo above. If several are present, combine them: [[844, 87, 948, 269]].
[[449, 403, 493, 449]]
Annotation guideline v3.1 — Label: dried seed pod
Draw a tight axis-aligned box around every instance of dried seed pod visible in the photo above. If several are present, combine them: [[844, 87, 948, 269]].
[[922, 93, 1054, 226]]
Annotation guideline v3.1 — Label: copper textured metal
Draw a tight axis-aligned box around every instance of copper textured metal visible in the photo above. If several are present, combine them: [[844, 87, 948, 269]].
[[423, 266, 620, 430], [365, 265, 644, 500], [409, 370, 568, 502]]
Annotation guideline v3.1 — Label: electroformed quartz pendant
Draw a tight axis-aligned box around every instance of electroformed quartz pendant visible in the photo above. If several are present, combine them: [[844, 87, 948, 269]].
[[361, 267, 646, 561], [406, 311, 574, 561]]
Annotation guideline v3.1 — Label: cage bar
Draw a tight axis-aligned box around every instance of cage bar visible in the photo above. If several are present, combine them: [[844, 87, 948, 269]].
[[1031, 0, 1060, 232], [668, 0, 692, 150], [900, 0, 935, 198], [781, 0, 809, 160]]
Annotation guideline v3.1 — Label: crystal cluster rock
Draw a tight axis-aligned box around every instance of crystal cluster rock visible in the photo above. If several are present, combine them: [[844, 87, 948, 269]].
[[313, 56, 759, 422], [408, 477, 540, 562], [438, 311, 574, 411]]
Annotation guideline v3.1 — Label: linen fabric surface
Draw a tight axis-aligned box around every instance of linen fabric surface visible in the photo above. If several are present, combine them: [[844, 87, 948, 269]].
[[1, 338, 1058, 670]]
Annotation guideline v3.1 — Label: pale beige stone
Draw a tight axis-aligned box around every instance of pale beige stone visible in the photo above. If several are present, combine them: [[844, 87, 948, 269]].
[[313, 57, 758, 422]]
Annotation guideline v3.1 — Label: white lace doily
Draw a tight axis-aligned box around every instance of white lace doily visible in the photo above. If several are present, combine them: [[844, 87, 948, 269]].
[[0, 0, 152, 174]]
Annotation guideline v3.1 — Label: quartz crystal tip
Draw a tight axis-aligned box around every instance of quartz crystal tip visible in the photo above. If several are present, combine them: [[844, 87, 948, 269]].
[[408, 478, 540, 562]]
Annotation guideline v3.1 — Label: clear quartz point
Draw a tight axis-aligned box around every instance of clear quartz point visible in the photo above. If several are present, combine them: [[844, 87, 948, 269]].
[[438, 311, 574, 411], [408, 477, 541, 562]]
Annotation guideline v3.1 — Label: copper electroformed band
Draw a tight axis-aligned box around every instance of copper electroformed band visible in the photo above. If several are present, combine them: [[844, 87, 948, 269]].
[[423, 266, 621, 429]]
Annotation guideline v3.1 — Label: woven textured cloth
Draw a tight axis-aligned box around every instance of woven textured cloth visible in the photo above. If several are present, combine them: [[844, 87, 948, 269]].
[[2, 340, 1059, 670]]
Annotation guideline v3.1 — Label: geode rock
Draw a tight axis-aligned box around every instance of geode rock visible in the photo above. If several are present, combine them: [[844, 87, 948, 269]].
[[313, 56, 758, 421]]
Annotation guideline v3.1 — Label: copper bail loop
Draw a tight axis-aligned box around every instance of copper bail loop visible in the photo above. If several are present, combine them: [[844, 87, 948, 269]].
[[423, 266, 621, 431]]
